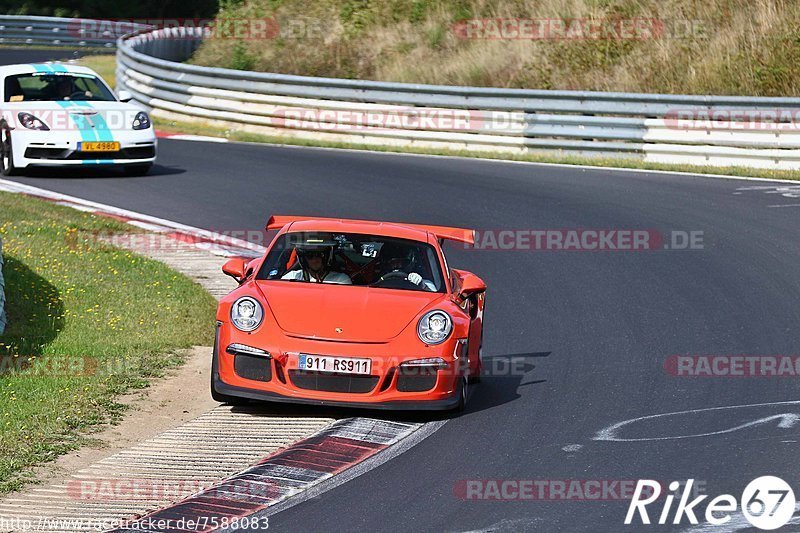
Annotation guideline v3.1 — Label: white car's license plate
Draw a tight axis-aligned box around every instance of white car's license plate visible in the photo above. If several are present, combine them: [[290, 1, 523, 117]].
[[298, 354, 372, 375], [78, 141, 120, 152]]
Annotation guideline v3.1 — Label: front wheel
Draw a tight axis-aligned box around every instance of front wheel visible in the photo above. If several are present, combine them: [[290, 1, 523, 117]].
[[122, 163, 152, 176], [452, 375, 469, 413], [1, 125, 18, 176]]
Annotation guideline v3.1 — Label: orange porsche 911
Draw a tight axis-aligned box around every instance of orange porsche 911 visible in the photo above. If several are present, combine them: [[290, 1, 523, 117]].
[[211, 216, 487, 412]]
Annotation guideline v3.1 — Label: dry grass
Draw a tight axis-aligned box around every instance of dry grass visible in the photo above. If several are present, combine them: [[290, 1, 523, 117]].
[[190, 0, 800, 96]]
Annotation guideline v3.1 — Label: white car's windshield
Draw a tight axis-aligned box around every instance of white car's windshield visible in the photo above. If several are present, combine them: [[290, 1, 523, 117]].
[[257, 232, 445, 292], [4, 73, 116, 102]]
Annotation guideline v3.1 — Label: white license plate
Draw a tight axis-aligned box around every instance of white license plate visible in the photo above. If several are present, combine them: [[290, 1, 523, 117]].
[[298, 354, 372, 375]]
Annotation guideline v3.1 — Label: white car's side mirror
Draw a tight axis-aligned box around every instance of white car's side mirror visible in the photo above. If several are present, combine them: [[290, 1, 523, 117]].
[[117, 90, 133, 102]]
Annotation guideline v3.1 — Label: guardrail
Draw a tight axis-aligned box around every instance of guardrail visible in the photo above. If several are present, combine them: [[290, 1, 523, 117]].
[[0, 238, 6, 335], [0, 15, 147, 48], [116, 26, 800, 170], [3, 16, 799, 170]]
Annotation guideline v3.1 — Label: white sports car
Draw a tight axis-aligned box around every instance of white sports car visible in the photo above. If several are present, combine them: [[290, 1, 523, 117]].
[[0, 63, 156, 176]]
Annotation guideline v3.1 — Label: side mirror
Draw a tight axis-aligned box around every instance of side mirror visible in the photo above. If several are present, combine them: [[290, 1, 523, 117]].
[[117, 90, 133, 102], [222, 258, 246, 283], [458, 273, 486, 300]]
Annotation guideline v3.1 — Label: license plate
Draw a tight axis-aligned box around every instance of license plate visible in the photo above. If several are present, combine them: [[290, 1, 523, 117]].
[[298, 354, 372, 375], [78, 141, 120, 152]]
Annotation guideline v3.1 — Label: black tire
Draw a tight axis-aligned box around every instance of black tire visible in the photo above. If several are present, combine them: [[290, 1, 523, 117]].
[[1, 125, 18, 176], [123, 163, 152, 176], [210, 374, 249, 406], [468, 323, 484, 384], [469, 345, 483, 384], [452, 375, 469, 413]]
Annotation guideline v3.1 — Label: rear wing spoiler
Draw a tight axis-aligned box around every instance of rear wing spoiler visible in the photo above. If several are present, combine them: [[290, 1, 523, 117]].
[[266, 215, 475, 245]]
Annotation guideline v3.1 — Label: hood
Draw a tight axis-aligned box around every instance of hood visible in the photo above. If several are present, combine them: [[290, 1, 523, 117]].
[[256, 281, 444, 343]]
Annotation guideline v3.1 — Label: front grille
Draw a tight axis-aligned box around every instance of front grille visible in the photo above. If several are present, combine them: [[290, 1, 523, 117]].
[[234, 354, 272, 382], [396, 368, 438, 392], [289, 370, 379, 394], [24, 147, 68, 159], [25, 146, 155, 160]]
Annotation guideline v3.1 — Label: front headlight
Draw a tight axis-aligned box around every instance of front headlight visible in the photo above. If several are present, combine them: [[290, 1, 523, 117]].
[[230, 297, 263, 331], [417, 310, 453, 345], [18, 112, 49, 130], [132, 111, 151, 130]]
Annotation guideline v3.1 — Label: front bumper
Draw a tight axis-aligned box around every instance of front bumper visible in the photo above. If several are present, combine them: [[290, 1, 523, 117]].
[[212, 374, 461, 411], [11, 127, 156, 168], [213, 323, 466, 411]]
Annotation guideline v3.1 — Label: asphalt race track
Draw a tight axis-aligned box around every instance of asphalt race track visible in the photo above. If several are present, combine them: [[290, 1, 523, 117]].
[[3, 49, 800, 533]]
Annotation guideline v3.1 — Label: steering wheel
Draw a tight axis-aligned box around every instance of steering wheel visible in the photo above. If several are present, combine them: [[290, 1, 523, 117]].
[[68, 90, 87, 100], [340, 253, 380, 284], [371, 270, 419, 289]]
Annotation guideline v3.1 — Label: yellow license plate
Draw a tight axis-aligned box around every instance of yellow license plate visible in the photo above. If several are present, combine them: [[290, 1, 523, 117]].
[[79, 141, 120, 152]]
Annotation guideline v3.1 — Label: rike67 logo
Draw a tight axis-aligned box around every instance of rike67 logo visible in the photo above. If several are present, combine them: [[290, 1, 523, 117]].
[[626, 477, 796, 530]]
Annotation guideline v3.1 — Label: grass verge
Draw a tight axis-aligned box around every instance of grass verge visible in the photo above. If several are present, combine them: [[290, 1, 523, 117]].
[[190, 0, 800, 97], [79, 53, 116, 88], [0, 192, 217, 494]]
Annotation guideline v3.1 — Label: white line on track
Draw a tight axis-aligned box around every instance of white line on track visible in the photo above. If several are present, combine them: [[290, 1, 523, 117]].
[[594, 401, 800, 442]]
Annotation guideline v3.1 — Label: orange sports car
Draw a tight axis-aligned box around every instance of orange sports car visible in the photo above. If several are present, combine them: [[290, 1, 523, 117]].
[[211, 216, 487, 411]]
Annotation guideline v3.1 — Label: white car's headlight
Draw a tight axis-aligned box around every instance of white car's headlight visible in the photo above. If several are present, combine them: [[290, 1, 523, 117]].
[[417, 310, 452, 345], [132, 111, 151, 130], [18, 112, 49, 130], [230, 297, 263, 331]]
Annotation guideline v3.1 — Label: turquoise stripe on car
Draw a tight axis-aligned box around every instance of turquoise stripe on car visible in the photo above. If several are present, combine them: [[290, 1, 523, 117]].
[[27, 65, 120, 165], [56, 100, 100, 164]]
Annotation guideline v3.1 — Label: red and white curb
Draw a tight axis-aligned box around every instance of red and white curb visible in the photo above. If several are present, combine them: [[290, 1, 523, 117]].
[[156, 131, 229, 143], [109, 418, 422, 533], [0, 178, 261, 260]]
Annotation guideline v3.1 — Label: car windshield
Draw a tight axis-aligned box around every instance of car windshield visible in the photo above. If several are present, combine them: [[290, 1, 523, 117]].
[[4, 73, 116, 102], [257, 232, 445, 292]]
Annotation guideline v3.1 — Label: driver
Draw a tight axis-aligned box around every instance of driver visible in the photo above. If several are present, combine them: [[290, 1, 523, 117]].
[[281, 245, 351, 284], [55, 77, 74, 100], [379, 242, 436, 291]]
